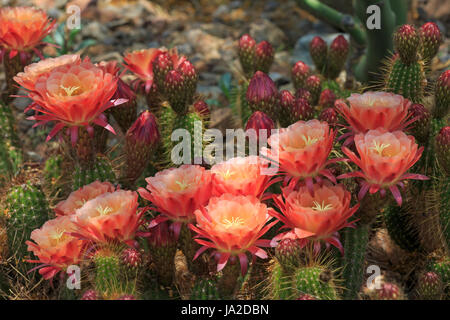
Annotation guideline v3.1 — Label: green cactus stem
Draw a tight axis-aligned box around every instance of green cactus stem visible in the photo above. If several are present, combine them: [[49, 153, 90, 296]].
[[383, 204, 421, 252], [385, 58, 425, 103], [190, 278, 221, 300], [72, 156, 116, 190], [293, 266, 338, 300]]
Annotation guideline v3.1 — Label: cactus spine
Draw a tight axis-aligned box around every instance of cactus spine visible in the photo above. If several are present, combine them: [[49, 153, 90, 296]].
[[293, 266, 338, 300], [72, 156, 116, 190]]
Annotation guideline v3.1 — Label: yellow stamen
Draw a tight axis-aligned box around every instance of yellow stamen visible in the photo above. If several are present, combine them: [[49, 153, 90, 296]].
[[96, 206, 113, 216], [220, 169, 236, 180], [60, 85, 80, 96], [174, 179, 192, 191], [311, 201, 333, 212], [75, 199, 87, 207], [301, 135, 319, 147], [369, 141, 391, 156], [49, 228, 68, 243], [222, 216, 244, 229]]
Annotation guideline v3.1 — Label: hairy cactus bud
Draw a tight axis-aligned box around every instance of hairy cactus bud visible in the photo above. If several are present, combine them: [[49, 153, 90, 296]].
[[177, 60, 198, 105], [297, 294, 316, 300], [304, 75, 322, 105], [82, 290, 98, 300], [319, 89, 337, 109], [419, 22, 443, 62], [417, 271, 443, 300], [295, 88, 313, 105], [291, 61, 310, 91], [292, 98, 314, 122], [238, 34, 256, 77], [310, 36, 327, 73], [246, 71, 279, 120], [436, 126, 450, 175], [407, 104, 431, 143], [394, 24, 420, 65], [245, 111, 274, 141], [319, 107, 339, 127], [121, 247, 143, 269], [275, 238, 301, 268], [123, 111, 160, 188], [193, 100, 210, 122], [373, 282, 403, 300], [434, 70, 450, 119], [326, 35, 349, 79], [153, 52, 174, 94], [118, 295, 136, 300], [164, 70, 188, 114], [254, 40, 274, 74], [279, 90, 295, 127]]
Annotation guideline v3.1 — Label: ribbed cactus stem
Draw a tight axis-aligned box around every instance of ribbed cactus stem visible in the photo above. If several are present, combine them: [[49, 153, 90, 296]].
[[341, 224, 370, 300], [93, 250, 121, 298], [72, 156, 116, 190], [293, 266, 338, 300]]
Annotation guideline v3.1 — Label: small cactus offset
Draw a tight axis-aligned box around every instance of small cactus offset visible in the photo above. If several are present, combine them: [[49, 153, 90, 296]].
[[5, 182, 49, 261]]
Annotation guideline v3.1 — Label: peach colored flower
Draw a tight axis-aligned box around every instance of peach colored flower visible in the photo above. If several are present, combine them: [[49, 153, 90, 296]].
[[335, 92, 412, 144], [123, 48, 185, 93], [0, 6, 55, 59], [26, 216, 85, 280], [55, 181, 115, 216], [14, 54, 81, 94], [211, 156, 281, 199], [263, 119, 338, 194], [138, 165, 212, 237], [15, 55, 123, 144], [189, 194, 276, 275], [271, 182, 358, 253], [338, 128, 428, 206], [71, 190, 142, 245]]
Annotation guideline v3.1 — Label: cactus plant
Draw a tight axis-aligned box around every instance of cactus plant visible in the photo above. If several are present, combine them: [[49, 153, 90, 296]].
[[72, 156, 116, 190], [292, 266, 338, 300], [5, 182, 50, 261], [190, 278, 221, 300]]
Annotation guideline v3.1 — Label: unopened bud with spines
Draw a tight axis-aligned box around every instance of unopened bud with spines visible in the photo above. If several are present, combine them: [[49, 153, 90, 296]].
[[193, 100, 210, 122], [407, 104, 431, 143], [245, 111, 275, 142], [164, 69, 188, 114], [295, 88, 313, 105], [291, 98, 314, 123], [326, 35, 349, 79], [291, 61, 310, 91], [297, 294, 316, 300], [153, 52, 174, 95], [419, 22, 443, 63], [121, 247, 143, 269], [109, 78, 137, 133], [81, 290, 98, 300], [275, 238, 302, 269], [246, 71, 279, 120], [123, 111, 160, 187], [304, 75, 322, 105], [394, 24, 421, 65], [310, 36, 327, 74], [238, 34, 256, 77], [254, 40, 274, 74], [372, 282, 404, 300], [319, 89, 337, 109], [279, 90, 295, 127], [436, 126, 450, 176], [417, 271, 443, 300], [177, 60, 198, 105], [434, 70, 450, 119], [319, 107, 339, 127]]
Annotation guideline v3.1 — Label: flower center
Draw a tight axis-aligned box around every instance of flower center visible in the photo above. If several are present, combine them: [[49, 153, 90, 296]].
[[301, 135, 319, 147], [60, 85, 81, 96], [75, 199, 87, 207], [220, 169, 236, 180], [49, 227, 69, 243], [369, 141, 392, 157], [311, 200, 333, 212], [96, 205, 113, 216], [174, 179, 191, 191], [222, 216, 244, 229]]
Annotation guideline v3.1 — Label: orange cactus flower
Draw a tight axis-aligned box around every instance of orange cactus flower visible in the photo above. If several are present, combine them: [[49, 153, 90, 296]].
[[338, 128, 428, 206], [70, 190, 143, 246], [26, 216, 86, 280], [211, 156, 281, 199], [138, 165, 212, 237], [55, 181, 116, 216], [335, 92, 413, 145], [14, 55, 124, 144], [263, 119, 338, 194], [189, 194, 277, 275], [271, 182, 358, 253], [0, 6, 55, 60]]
